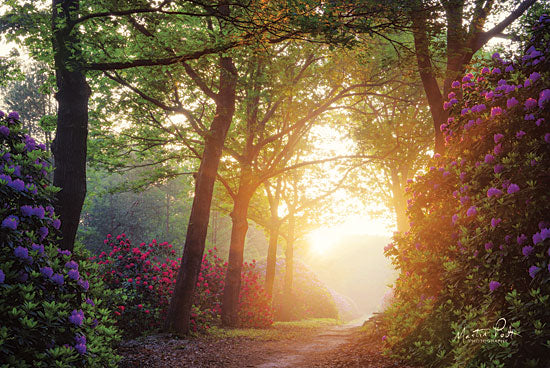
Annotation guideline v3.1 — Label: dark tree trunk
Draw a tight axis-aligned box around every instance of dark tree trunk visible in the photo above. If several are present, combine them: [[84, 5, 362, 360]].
[[165, 55, 237, 335], [410, 11, 445, 154], [51, 0, 90, 250], [221, 178, 255, 327], [264, 220, 280, 298]]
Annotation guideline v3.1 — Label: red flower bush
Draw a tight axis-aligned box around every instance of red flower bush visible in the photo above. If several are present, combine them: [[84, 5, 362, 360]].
[[93, 234, 273, 336]]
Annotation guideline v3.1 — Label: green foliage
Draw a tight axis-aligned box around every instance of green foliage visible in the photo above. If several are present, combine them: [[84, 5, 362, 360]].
[[0, 111, 119, 367], [79, 168, 192, 253], [380, 15, 550, 367]]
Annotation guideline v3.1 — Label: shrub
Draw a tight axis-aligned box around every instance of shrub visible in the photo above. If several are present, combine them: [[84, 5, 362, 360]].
[[268, 260, 338, 321], [381, 15, 550, 368], [0, 111, 119, 367], [95, 235, 273, 335]]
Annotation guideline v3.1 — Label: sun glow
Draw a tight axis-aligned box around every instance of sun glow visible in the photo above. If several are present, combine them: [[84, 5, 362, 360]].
[[307, 215, 393, 255]]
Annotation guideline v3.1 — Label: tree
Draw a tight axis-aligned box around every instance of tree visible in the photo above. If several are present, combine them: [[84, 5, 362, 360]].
[[407, 0, 537, 152]]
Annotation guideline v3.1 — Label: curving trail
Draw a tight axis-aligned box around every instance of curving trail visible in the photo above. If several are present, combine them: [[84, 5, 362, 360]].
[[119, 321, 418, 368]]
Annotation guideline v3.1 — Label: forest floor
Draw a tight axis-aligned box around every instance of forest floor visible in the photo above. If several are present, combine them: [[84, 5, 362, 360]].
[[118, 318, 419, 367]]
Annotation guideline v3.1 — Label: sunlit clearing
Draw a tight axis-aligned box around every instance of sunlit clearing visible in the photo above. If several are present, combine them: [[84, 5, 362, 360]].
[[308, 215, 393, 255]]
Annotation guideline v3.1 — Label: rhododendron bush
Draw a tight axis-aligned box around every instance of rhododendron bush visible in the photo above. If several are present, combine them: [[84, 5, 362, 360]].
[[381, 15, 550, 368], [0, 112, 119, 367], [95, 235, 272, 336], [384, 16, 550, 367]]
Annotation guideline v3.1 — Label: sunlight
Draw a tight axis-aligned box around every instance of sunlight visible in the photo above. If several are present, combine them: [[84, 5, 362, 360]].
[[307, 215, 393, 255]]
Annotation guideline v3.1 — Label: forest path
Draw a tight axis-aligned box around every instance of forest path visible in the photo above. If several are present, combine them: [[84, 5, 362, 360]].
[[119, 319, 417, 367], [254, 323, 359, 367]]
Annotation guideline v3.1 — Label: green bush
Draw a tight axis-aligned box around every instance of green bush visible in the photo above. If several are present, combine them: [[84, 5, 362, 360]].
[[381, 15, 550, 368], [0, 111, 120, 367]]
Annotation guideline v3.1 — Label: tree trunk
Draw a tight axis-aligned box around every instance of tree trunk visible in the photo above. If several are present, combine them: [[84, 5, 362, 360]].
[[51, 0, 90, 250], [164, 55, 237, 335], [165, 192, 170, 238], [264, 220, 280, 298], [410, 11, 446, 154], [283, 213, 295, 297], [221, 179, 255, 327], [389, 167, 408, 233]]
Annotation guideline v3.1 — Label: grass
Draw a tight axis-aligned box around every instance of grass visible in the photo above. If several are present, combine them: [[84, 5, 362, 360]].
[[206, 318, 342, 341]]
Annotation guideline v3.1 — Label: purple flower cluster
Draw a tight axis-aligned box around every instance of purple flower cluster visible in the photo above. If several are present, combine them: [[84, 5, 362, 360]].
[[1, 215, 18, 230], [74, 334, 87, 355], [69, 309, 85, 326], [489, 281, 501, 291]]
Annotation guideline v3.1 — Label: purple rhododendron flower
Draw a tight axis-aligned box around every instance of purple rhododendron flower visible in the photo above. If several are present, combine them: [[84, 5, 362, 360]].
[[1, 215, 18, 230], [40, 267, 53, 278], [507, 97, 518, 108], [489, 281, 501, 291], [75, 336, 86, 355], [52, 218, 61, 230], [491, 107, 502, 117], [494, 133, 504, 143], [525, 98, 538, 109], [51, 273, 64, 286], [65, 261, 78, 270], [31, 206, 45, 219], [38, 226, 49, 240], [491, 68, 501, 74], [8, 111, 19, 121], [525, 113, 535, 120], [485, 91, 494, 100], [0, 269, 5, 284], [481, 67, 490, 74], [85, 298, 95, 306], [484, 154, 494, 164], [466, 206, 477, 217], [530, 71, 541, 82], [545, 133, 550, 143], [517, 234, 527, 245], [529, 266, 541, 278], [537, 89, 550, 108], [516, 130, 526, 139], [0, 126, 9, 136], [31, 243, 44, 255], [487, 187, 502, 198], [494, 144, 503, 155], [7, 179, 25, 191], [522, 245, 534, 257], [491, 218, 502, 228], [507, 183, 520, 194], [440, 123, 448, 132], [533, 232, 543, 245], [58, 249, 71, 256], [69, 309, 84, 326], [485, 242, 493, 251], [541, 228, 550, 241], [494, 164, 504, 174], [492, 52, 500, 59], [68, 269, 80, 281], [14, 246, 28, 260], [78, 279, 89, 291], [20, 205, 33, 217], [505, 64, 514, 72], [451, 80, 460, 88]]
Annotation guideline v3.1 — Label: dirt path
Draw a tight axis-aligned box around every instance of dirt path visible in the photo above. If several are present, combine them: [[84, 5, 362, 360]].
[[255, 324, 357, 368], [119, 322, 417, 368]]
